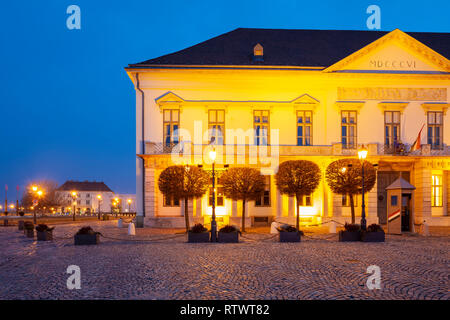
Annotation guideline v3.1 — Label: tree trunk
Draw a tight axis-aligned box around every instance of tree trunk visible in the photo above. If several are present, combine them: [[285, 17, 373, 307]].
[[295, 194, 301, 231], [241, 198, 246, 232], [184, 197, 190, 232], [349, 193, 355, 224]]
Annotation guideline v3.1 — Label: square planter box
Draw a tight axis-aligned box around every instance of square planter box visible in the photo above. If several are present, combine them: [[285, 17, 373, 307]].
[[25, 229, 34, 238], [218, 231, 239, 243], [361, 231, 385, 242], [74, 234, 100, 245], [279, 231, 301, 242], [188, 232, 210, 243], [37, 230, 53, 241], [18, 220, 25, 230], [339, 230, 361, 242]]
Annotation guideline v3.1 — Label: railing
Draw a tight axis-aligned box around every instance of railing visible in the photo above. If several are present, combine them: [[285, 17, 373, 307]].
[[144, 141, 450, 157]]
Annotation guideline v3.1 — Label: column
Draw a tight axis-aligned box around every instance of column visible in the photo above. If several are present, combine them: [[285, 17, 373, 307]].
[[195, 198, 202, 217], [288, 196, 295, 217], [367, 178, 378, 223], [231, 200, 238, 217], [276, 190, 283, 218], [414, 161, 431, 223], [144, 167, 157, 218]]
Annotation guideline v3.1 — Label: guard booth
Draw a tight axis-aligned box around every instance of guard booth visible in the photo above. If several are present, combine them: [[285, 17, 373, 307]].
[[385, 177, 416, 234]]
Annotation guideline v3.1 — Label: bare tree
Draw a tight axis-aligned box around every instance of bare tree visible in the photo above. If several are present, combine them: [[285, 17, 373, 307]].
[[220, 167, 266, 232], [325, 159, 376, 224], [21, 180, 65, 212], [158, 165, 209, 232], [275, 160, 321, 231]]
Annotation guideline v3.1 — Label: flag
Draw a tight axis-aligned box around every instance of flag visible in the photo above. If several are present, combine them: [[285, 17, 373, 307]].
[[411, 124, 425, 151]]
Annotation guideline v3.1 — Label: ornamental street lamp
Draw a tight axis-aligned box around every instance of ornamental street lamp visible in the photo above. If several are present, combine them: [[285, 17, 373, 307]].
[[97, 194, 102, 220], [358, 145, 368, 231], [71, 191, 78, 221], [31, 186, 43, 224], [114, 197, 120, 216], [127, 199, 132, 214]]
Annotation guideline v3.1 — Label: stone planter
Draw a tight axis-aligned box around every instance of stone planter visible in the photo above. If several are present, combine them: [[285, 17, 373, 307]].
[[37, 230, 53, 241], [218, 231, 239, 243], [279, 231, 301, 242], [18, 220, 25, 230], [74, 234, 100, 245], [188, 232, 210, 243], [361, 231, 385, 242], [25, 229, 34, 238], [339, 230, 361, 242], [102, 214, 109, 221]]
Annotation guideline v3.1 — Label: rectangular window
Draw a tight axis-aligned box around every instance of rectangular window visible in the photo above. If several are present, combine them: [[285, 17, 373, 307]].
[[431, 174, 443, 207], [391, 195, 398, 207], [209, 187, 224, 207], [427, 111, 443, 150], [297, 111, 312, 146], [385, 111, 400, 147], [298, 194, 313, 206], [255, 176, 271, 206], [208, 110, 225, 145], [254, 110, 269, 146], [163, 195, 180, 207], [341, 111, 357, 149], [163, 109, 180, 148], [86, 200, 90, 205], [342, 195, 358, 207]]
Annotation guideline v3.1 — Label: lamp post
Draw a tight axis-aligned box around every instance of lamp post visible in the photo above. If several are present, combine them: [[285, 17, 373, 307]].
[[358, 145, 368, 231], [71, 191, 78, 221], [114, 197, 120, 217], [209, 149, 217, 242], [97, 194, 102, 220], [127, 199, 132, 214]]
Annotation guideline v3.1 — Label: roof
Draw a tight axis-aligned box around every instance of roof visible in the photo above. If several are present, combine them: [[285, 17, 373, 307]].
[[385, 177, 416, 190], [128, 28, 450, 68], [57, 180, 114, 192]]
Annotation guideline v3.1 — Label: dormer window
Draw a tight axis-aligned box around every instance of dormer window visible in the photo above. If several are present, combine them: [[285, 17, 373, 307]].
[[253, 43, 264, 61]]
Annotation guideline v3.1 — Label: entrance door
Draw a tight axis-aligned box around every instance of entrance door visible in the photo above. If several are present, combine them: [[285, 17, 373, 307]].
[[401, 194, 411, 232], [377, 171, 410, 224]]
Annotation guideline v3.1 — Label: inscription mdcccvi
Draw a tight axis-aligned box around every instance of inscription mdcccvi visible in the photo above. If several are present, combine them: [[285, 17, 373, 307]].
[[369, 60, 416, 69], [338, 87, 447, 101]]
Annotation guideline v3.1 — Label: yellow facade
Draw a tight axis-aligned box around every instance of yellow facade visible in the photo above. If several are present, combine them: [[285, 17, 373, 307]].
[[126, 29, 450, 228]]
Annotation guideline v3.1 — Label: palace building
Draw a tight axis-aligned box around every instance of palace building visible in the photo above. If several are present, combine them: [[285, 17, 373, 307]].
[[125, 28, 450, 230]]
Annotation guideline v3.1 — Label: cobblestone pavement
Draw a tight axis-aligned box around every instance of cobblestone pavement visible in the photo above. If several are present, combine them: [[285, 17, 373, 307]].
[[0, 221, 448, 300]]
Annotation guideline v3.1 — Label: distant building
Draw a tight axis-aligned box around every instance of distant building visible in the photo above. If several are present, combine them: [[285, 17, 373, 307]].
[[56, 180, 114, 214]]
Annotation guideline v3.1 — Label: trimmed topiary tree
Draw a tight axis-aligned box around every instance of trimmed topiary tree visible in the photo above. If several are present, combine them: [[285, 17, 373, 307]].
[[275, 160, 321, 231], [158, 165, 209, 232], [325, 159, 376, 224], [220, 167, 266, 232]]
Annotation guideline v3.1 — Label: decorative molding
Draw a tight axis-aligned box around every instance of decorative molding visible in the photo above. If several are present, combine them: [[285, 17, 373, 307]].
[[155, 91, 320, 111], [335, 101, 365, 113], [324, 29, 450, 73], [337, 87, 447, 101], [377, 102, 409, 113], [421, 103, 449, 116]]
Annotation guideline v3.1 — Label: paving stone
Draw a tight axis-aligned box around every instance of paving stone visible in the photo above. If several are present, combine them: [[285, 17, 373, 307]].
[[0, 221, 448, 300]]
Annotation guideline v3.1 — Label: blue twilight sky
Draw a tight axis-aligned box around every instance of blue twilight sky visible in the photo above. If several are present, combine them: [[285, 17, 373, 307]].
[[0, 0, 449, 201]]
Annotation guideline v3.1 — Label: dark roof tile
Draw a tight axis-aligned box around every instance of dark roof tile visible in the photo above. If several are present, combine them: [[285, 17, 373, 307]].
[[128, 28, 450, 68], [57, 180, 113, 192]]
